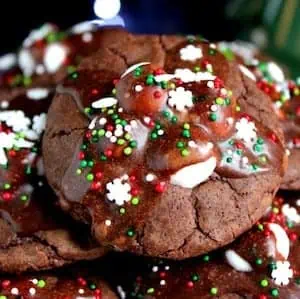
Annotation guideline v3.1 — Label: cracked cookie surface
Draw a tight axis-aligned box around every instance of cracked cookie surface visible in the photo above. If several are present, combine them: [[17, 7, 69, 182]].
[[43, 31, 287, 259]]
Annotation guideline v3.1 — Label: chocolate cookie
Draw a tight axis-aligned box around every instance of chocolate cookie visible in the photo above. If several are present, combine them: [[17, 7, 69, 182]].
[[220, 43, 300, 190], [0, 89, 106, 273], [0, 23, 125, 90], [118, 193, 300, 298], [0, 263, 117, 298], [43, 32, 287, 259]]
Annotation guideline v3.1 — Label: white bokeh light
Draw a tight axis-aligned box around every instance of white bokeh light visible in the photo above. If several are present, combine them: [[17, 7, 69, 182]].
[[94, 0, 121, 20]]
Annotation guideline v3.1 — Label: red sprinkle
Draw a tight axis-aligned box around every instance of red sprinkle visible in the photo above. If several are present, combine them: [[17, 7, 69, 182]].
[[186, 281, 194, 288], [154, 91, 162, 99], [289, 232, 298, 242], [1, 280, 11, 289], [155, 182, 167, 193]]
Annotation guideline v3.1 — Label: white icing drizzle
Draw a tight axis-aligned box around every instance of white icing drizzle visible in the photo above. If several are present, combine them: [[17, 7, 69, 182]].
[[239, 64, 256, 81], [0, 53, 17, 71]]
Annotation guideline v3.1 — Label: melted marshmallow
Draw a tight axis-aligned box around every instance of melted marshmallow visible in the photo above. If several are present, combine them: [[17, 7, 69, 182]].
[[170, 157, 216, 188]]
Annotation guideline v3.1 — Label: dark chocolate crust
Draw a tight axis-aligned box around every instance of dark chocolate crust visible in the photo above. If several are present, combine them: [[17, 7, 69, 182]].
[[43, 31, 286, 259]]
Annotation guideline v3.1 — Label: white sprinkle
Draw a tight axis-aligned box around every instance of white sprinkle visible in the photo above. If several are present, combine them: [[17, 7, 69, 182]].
[[82, 32, 93, 43], [105, 131, 113, 138], [165, 266, 170, 270], [0, 101, 9, 109], [0, 53, 17, 71], [170, 157, 216, 188], [160, 280, 166, 286], [220, 88, 227, 96], [209, 43, 217, 49], [35, 64, 45, 75], [143, 116, 151, 124], [29, 288, 36, 295], [105, 219, 112, 226], [26, 88, 49, 100], [92, 97, 118, 109], [121, 62, 150, 79], [11, 288, 19, 295], [296, 199, 300, 207], [36, 158, 45, 176], [106, 176, 132, 206], [135, 85, 143, 92], [210, 104, 218, 112], [99, 117, 107, 125], [225, 250, 253, 272], [239, 64, 256, 81], [18, 49, 36, 77], [44, 43, 67, 73], [32, 279, 38, 285], [78, 288, 85, 294], [157, 129, 164, 136], [207, 81, 214, 88], [110, 136, 117, 143], [152, 266, 159, 272], [145, 173, 155, 182], [180, 44, 203, 61]]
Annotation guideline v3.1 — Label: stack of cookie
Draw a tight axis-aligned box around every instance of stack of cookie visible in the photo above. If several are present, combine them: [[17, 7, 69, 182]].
[[0, 24, 300, 299]]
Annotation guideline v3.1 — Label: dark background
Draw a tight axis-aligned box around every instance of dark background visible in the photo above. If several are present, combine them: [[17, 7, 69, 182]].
[[0, 0, 250, 55]]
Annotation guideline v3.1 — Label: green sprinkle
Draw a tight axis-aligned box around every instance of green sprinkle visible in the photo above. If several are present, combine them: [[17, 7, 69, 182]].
[[268, 261, 277, 271], [80, 160, 88, 168], [0, 295, 8, 299], [3, 183, 11, 190], [20, 194, 28, 201], [124, 147, 133, 156], [117, 138, 125, 145], [257, 137, 264, 145], [147, 288, 155, 294], [257, 224, 264, 231], [84, 107, 92, 115], [171, 116, 178, 123], [203, 255, 210, 262], [183, 123, 190, 130], [260, 279, 268, 287], [181, 149, 190, 157], [176, 141, 185, 149], [209, 113, 217, 121], [70, 72, 79, 80], [131, 197, 140, 205], [182, 129, 191, 138], [256, 258, 263, 265], [124, 133, 132, 141], [253, 144, 263, 152], [259, 155, 267, 163], [191, 273, 200, 282], [252, 163, 259, 171], [210, 287, 218, 295], [120, 208, 126, 215], [226, 157, 233, 163], [270, 288, 279, 297], [215, 97, 224, 105], [151, 132, 158, 140], [37, 280, 46, 288], [89, 284, 97, 290], [129, 140, 137, 148], [225, 98, 231, 105], [295, 277, 300, 285], [146, 75, 155, 85], [163, 111, 170, 118], [86, 173, 94, 182], [127, 228, 135, 237]]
